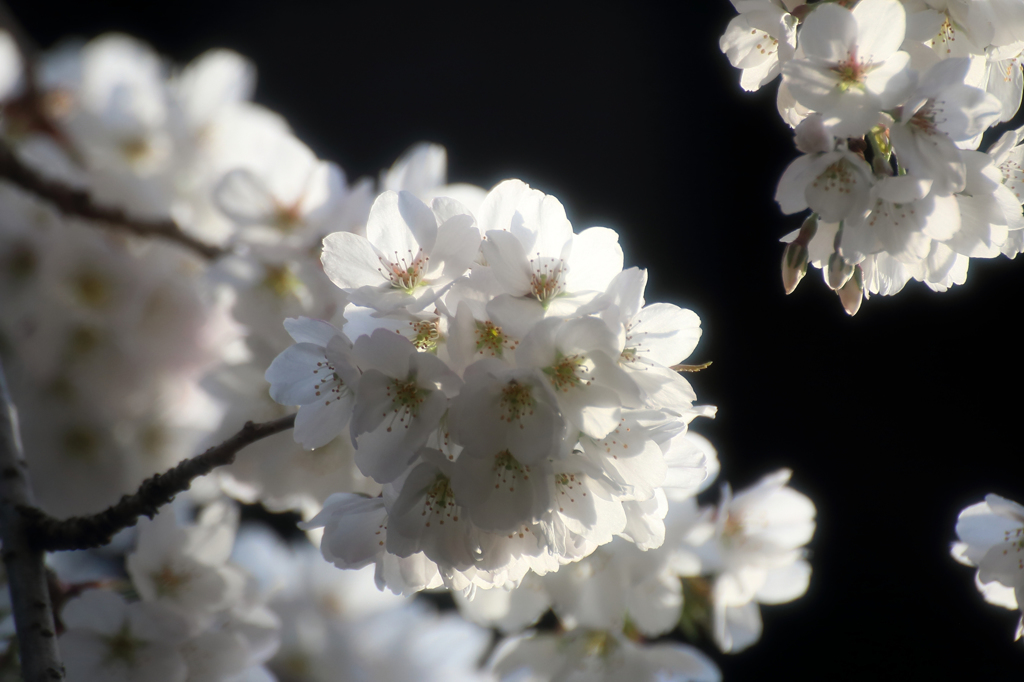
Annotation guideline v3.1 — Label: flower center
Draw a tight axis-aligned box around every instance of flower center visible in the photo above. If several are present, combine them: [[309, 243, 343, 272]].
[[474, 320, 517, 358], [528, 255, 566, 306], [312, 357, 348, 407], [543, 352, 590, 392], [119, 136, 150, 164], [722, 513, 744, 540], [748, 28, 779, 57], [1001, 526, 1024, 551], [812, 158, 859, 194], [102, 624, 143, 666], [263, 263, 304, 299], [581, 630, 618, 659], [272, 202, 303, 232], [62, 425, 100, 460], [909, 100, 944, 135], [493, 450, 530, 491], [151, 563, 192, 598], [2, 241, 37, 283], [929, 16, 957, 55], [384, 378, 427, 431], [378, 249, 429, 292], [422, 474, 459, 526], [409, 318, 441, 352], [67, 324, 102, 357], [554, 472, 586, 508], [138, 423, 167, 457], [71, 269, 111, 308], [832, 50, 867, 91], [1000, 158, 1023, 201], [499, 381, 535, 423]]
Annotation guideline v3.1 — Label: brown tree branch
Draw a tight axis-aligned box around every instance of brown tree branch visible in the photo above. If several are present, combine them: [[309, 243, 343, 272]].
[[0, 141, 227, 260], [21, 414, 296, 552], [0, 359, 64, 682]]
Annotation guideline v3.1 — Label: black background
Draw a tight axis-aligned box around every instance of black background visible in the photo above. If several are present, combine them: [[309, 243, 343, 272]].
[[10, 1, 1024, 679]]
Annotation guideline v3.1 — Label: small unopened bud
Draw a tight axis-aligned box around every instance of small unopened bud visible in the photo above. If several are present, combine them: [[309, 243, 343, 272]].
[[837, 265, 864, 316], [868, 125, 893, 176], [796, 213, 818, 243], [781, 241, 808, 294], [827, 251, 854, 291]]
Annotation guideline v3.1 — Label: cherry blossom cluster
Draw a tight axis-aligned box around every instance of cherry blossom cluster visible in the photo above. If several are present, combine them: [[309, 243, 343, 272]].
[[0, 22, 828, 682], [721, 0, 1024, 313], [37, 497, 502, 682], [272, 178, 717, 594], [0, 32, 477, 520], [455, 445, 815, 679], [952, 493, 1024, 642], [0, 180, 236, 517], [53, 502, 279, 682], [231, 524, 496, 682]]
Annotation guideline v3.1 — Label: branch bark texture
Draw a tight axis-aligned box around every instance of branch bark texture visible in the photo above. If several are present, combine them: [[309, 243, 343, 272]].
[[0, 141, 227, 260], [0, 359, 64, 681], [22, 414, 297, 552]]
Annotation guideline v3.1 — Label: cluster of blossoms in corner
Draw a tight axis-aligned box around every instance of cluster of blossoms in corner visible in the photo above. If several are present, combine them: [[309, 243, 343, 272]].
[[722, 0, 1024, 314], [271, 178, 718, 596], [53, 502, 280, 682], [952, 493, 1024, 642]]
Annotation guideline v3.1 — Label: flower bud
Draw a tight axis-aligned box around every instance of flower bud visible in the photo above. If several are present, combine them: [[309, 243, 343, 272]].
[[781, 214, 818, 294], [794, 114, 832, 155], [826, 251, 853, 291], [781, 241, 808, 294], [837, 265, 864, 316]]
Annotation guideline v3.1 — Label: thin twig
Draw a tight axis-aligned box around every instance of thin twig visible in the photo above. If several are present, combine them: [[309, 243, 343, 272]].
[[0, 141, 227, 260], [20, 414, 296, 552], [0, 359, 64, 682]]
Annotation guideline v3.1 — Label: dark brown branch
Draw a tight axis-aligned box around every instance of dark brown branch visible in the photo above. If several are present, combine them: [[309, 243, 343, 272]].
[[0, 141, 227, 260], [21, 414, 296, 552], [0, 359, 64, 681]]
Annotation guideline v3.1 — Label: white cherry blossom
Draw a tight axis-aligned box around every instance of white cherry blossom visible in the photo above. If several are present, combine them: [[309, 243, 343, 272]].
[[776, 138, 875, 223], [61, 590, 190, 682], [679, 469, 816, 653], [264, 316, 355, 450], [321, 190, 480, 314], [478, 179, 623, 328], [345, 328, 461, 483], [719, 0, 799, 91], [125, 503, 246, 631], [889, 58, 1001, 195], [515, 316, 639, 440], [213, 135, 348, 249], [952, 493, 1024, 640], [782, 0, 916, 136]]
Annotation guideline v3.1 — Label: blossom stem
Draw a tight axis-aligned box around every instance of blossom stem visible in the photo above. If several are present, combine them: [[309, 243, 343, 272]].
[[0, 141, 227, 260], [0, 358, 65, 682], [19, 414, 297, 552], [671, 361, 713, 373]]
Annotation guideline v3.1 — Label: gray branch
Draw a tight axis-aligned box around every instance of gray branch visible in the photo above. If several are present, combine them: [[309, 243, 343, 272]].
[[20, 414, 297, 552], [0, 359, 64, 681], [0, 141, 227, 260]]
